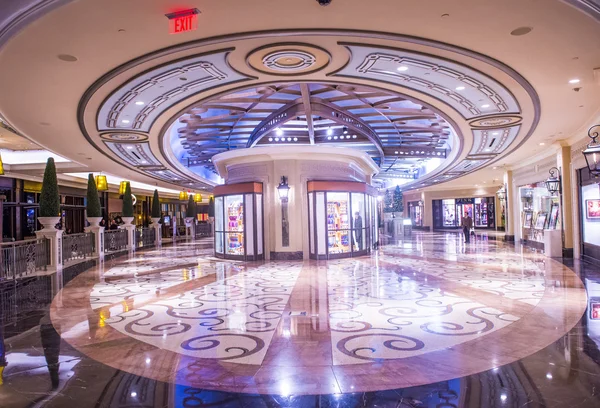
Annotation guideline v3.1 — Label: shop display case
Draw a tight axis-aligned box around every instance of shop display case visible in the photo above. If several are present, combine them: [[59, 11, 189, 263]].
[[214, 182, 264, 260], [433, 197, 496, 230], [308, 181, 376, 260]]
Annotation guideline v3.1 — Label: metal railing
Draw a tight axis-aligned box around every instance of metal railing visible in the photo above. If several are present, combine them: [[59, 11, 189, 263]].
[[104, 229, 128, 253], [1, 238, 50, 279], [135, 227, 156, 249], [62, 232, 95, 264], [195, 223, 211, 238]]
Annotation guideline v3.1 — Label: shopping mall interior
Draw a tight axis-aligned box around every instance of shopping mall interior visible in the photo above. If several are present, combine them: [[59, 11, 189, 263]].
[[1, 1, 600, 407]]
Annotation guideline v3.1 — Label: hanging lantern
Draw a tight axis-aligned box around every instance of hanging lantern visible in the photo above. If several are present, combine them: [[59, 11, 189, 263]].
[[179, 190, 187, 200], [545, 167, 561, 196], [0, 153, 4, 176], [583, 125, 600, 177], [194, 193, 202, 203], [119, 181, 129, 196], [95, 174, 108, 191], [277, 176, 290, 201], [497, 186, 506, 200]]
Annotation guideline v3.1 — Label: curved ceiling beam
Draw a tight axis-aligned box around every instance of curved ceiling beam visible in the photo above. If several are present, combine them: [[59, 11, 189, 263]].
[[245, 98, 386, 164]]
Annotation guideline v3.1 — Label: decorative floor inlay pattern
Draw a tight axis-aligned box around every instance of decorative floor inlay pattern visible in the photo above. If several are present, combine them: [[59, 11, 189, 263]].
[[51, 236, 587, 394]]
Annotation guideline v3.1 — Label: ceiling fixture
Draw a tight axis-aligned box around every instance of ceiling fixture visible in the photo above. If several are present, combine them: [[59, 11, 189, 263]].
[[481, 104, 490, 108], [583, 125, 600, 176], [135, 101, 144, 106], [276, 128, 283, 136], [539, 142, 545, 146], [327, 127, 333, 136], [277, 176, 290, 200], [397, 66, 409, 72], [569, 79, 580, 84], [333, 136, 338, 140], [57, 54, 78, 62], [352, 135, 357, 139], [275, 137, 280, 142], [268, 138, 273, 142], [287, 137, 292, 142], [510, 26, 533, 36], [343, 127, 348, 134], [327, 136, 332, 140], [95, 174, 108, 191], [492, 132, 499, 136], [455, 86, 465, 91], [122, 119, 130, 124], [293, 137, 298, 141]]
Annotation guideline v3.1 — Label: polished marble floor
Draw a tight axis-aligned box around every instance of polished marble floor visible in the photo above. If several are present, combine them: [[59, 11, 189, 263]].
[[1, 232, 600, 407]]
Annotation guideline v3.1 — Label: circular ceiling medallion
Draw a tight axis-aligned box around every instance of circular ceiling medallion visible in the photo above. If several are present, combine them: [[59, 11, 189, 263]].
[[100, 132, 149, 142], [469, 115, 522, 129], [246, 43, 330, 76]]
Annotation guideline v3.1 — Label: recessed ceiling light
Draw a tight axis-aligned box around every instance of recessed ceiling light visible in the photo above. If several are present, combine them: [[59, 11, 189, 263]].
[[275, 137, 279, 142], [327, 127, 333, 136], [485, 148, 491, 152], [57, 54, 78, 62], [397, 66, 409, 72], [287, 137, 292, 141], [455, 86, 465, 91], [275, 128, 283, 136], [135, 101, 144, 106], [268, 137, 273, 142], [569, 78, 580, 84], [293, 137, 298, 141], [352, 135, 357, 139], [126, 146, 134, 149], [346, 135, 351, 139], [539, 142, 545, 146], [394, 151, 399, 154], [510, 26, 533, 36], [481, 104, 490, 108], [327, 136, 332, 140], [493, 166, 498, 170], [492, 132, 499, 136], [122, 119, 130, 124], [334, 136, 338, 140]]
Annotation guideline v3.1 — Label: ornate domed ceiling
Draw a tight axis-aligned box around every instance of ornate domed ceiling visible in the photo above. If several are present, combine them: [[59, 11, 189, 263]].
[[1, 0, 599, 192], [166, 82, 454, 187]]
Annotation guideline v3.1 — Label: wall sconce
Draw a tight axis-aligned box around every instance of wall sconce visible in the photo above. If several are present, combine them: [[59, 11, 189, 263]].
[[545, 167, 561, 196], [583, 125, 600, 177], [277, 176, 290, 201], [95, 174, 108, 191]]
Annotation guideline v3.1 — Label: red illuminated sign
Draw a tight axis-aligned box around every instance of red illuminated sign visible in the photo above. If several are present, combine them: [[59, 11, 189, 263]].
[[165, 9, 200, 34]]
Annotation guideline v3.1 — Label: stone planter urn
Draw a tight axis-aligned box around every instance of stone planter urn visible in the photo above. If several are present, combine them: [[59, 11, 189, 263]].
[[121, 216, 135, 225], [38, 216, 60, 231], [87, 217, 103, 227]]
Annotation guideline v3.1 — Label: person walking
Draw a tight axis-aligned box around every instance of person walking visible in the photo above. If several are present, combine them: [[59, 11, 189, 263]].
[[461, 212, 473, 243], [353, 211, 363, 251]]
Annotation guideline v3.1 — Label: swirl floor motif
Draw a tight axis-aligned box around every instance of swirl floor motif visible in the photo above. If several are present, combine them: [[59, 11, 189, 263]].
[[51, 235, 587, 395]]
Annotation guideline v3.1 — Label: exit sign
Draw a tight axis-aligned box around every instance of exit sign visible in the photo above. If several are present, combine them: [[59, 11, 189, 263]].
[[165, 9, 200, 34]]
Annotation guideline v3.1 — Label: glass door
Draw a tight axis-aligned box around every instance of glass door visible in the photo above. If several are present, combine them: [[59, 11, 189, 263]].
[[326, 192, 351, 255], [225, 195, 244, 256]]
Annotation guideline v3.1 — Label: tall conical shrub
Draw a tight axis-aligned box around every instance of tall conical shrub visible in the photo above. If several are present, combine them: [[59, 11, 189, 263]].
[[151, 189, 161, 218], [86, 173, 102, 217], [208, 196, 215, 218], [39, 157, 60, 217], [122, 182, 134, 217], [187, 195, 196, 219]]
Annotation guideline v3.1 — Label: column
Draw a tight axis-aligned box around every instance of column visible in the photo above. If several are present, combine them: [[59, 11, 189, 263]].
[[559, 145, 574, 257], [504, 170, 516, 241], [421, 191, 432, 231], [151, 218, 162, 247]]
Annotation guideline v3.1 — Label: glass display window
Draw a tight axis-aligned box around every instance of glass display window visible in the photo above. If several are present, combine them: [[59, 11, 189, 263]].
[[442, 199, 457, 227], [214, 183, 263, 260], [581, 182, 600, 246], [308, 181, 375, 259], [327, 192, 350, 254], [519, 182, 560, 244]]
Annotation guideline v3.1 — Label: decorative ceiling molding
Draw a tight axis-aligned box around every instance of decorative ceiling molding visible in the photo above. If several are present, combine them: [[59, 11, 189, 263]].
[[246, 43, 331, 76], [333, 43, 521, 120], [561, 0, 600, 21], [0, 0, 75, 50], [97, 49, 252, 133]]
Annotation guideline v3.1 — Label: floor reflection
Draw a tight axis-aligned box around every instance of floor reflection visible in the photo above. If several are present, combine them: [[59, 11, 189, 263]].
[[0, 234, 599, 407]]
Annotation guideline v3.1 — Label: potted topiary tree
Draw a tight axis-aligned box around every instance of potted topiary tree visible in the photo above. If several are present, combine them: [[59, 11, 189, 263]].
[[208, 196, 215, 220], [121, 182, 134, 225], [86, 173, 103, 227], [38, 157, 61, 230], [185, 194, 196, 225], [151, 189, 161, 225]]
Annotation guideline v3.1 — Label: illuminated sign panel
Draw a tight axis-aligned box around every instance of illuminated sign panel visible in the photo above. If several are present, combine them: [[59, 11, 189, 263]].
[[165, 9, 200, 34]]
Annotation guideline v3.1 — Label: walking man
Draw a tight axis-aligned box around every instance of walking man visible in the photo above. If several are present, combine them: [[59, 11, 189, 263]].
[[461, 212, 473, 243], [354, 211, 363, 250]]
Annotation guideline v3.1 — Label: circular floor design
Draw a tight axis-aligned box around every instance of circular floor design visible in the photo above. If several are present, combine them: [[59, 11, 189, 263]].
[[51, 238, 587, 395]]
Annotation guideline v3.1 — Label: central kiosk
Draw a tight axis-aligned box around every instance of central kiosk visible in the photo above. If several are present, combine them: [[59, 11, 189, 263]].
[[211, 146, 379, 260]]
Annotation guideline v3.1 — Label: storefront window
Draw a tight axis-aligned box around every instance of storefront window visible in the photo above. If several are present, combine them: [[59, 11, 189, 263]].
[[443, 199, 457, 227], [351, 193, 366, 252], [408, 201, 423, 227], [215, 197, 224, 254], [327, 192, 350, 254], [519, 182, 560, 244], [581, 183, 600, 246]]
